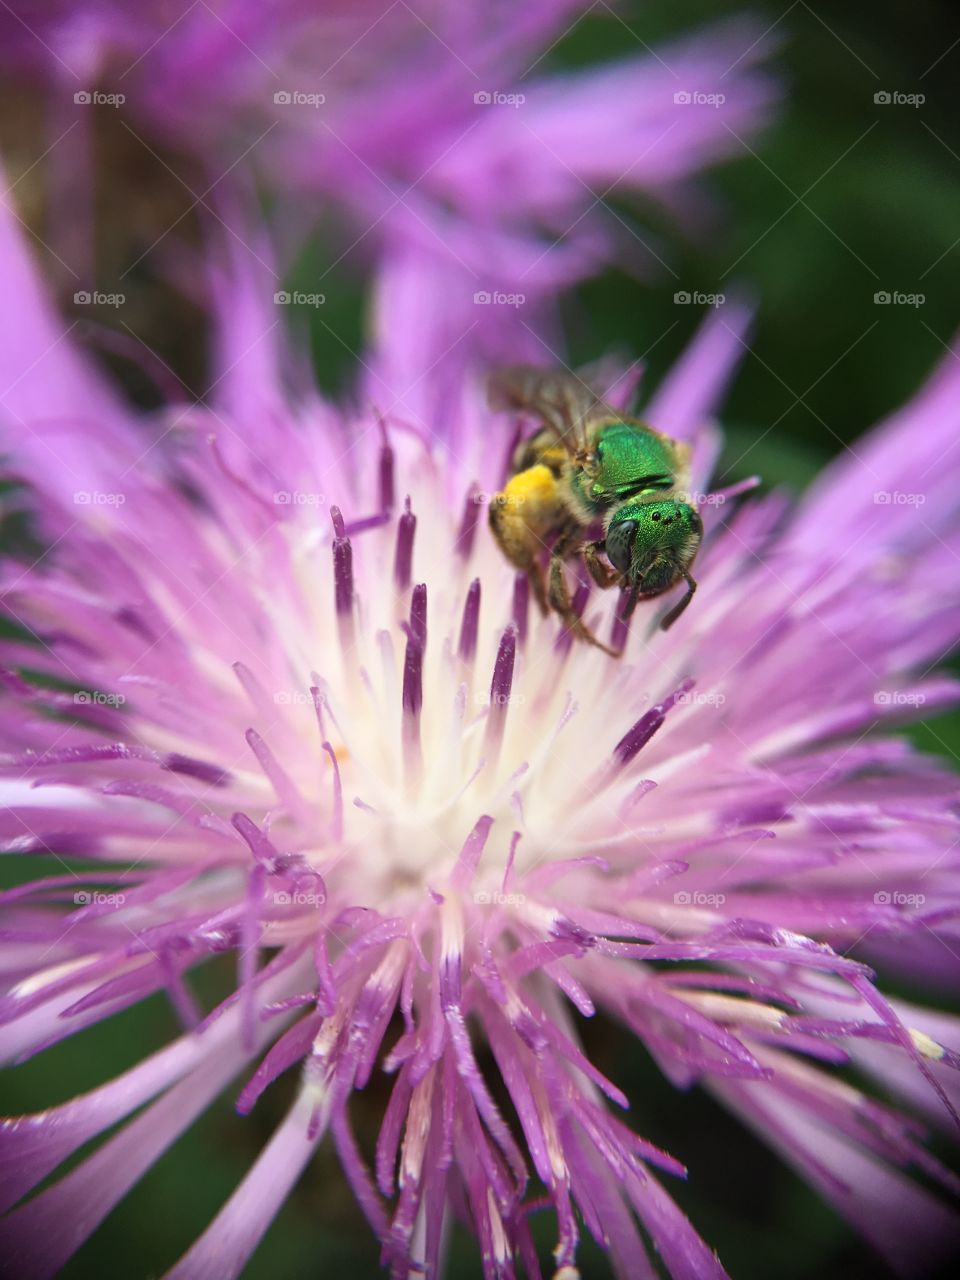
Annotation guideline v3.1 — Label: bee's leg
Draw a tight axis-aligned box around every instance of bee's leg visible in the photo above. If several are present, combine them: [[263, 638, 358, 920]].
[[548, 535, 619, 658], [660, 569, 697, 631], [583, 540, 621, 590]]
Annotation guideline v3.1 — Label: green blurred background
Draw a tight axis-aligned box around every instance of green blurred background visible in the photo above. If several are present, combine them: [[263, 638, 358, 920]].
[[3, 2, 960, 1277]]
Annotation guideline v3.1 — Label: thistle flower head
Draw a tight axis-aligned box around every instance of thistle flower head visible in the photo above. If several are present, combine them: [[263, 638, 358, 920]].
[[1, 189, 960, 1280]]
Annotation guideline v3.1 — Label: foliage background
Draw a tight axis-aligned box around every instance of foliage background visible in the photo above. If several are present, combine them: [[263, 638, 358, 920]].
[[2, 2, 960, 1277]]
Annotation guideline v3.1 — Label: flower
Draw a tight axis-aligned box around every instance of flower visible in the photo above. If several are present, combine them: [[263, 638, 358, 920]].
[[0, 3, 777, 342], [1, 188, 960, 1280]]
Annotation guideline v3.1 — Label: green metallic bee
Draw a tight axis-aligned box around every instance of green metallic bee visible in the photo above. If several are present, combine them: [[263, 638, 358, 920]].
[[488, 366, 703, 654]]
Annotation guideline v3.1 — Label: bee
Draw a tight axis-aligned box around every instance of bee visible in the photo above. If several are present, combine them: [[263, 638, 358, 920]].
[[487, 366, 703, 654]]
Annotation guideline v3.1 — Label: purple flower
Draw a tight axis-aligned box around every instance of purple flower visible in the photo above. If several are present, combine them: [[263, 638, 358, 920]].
[[1, 191, 959, 1280], [0, 4, 777, 319]]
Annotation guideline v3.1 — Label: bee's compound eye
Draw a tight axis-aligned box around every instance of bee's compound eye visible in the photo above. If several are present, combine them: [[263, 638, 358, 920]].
[[606, 518, 637, 574], [689, 508, 703, 535]]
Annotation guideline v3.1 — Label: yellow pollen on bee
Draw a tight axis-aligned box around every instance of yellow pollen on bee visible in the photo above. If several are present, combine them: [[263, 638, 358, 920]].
[[501, 463, 560, 507]]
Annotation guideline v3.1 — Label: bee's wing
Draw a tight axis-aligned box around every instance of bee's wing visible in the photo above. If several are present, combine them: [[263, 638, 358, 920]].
[[487, 366, 613, 452]]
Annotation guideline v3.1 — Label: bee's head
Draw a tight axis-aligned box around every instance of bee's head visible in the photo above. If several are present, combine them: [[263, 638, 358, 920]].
[[605, 500, 703, 596]]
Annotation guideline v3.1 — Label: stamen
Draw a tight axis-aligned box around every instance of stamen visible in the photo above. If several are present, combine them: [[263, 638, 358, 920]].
[[164, 753, 231, 787], [245, 727, 306, 816], [322, 742, 343, 843], [331, 506, 353, 617], [458, 578, 481, 663], [331, 505, 355, 651], [455, 483, 481, 559], [231, 811, 281, 867], [451, 815, 494, 890], [379, 437, 395, 514], [613, 678, 694, 766], [409, 583, 427, 653], [402, 633, 424, 790], [394, 496, 416, 590], [483, 625, 517, 766]]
